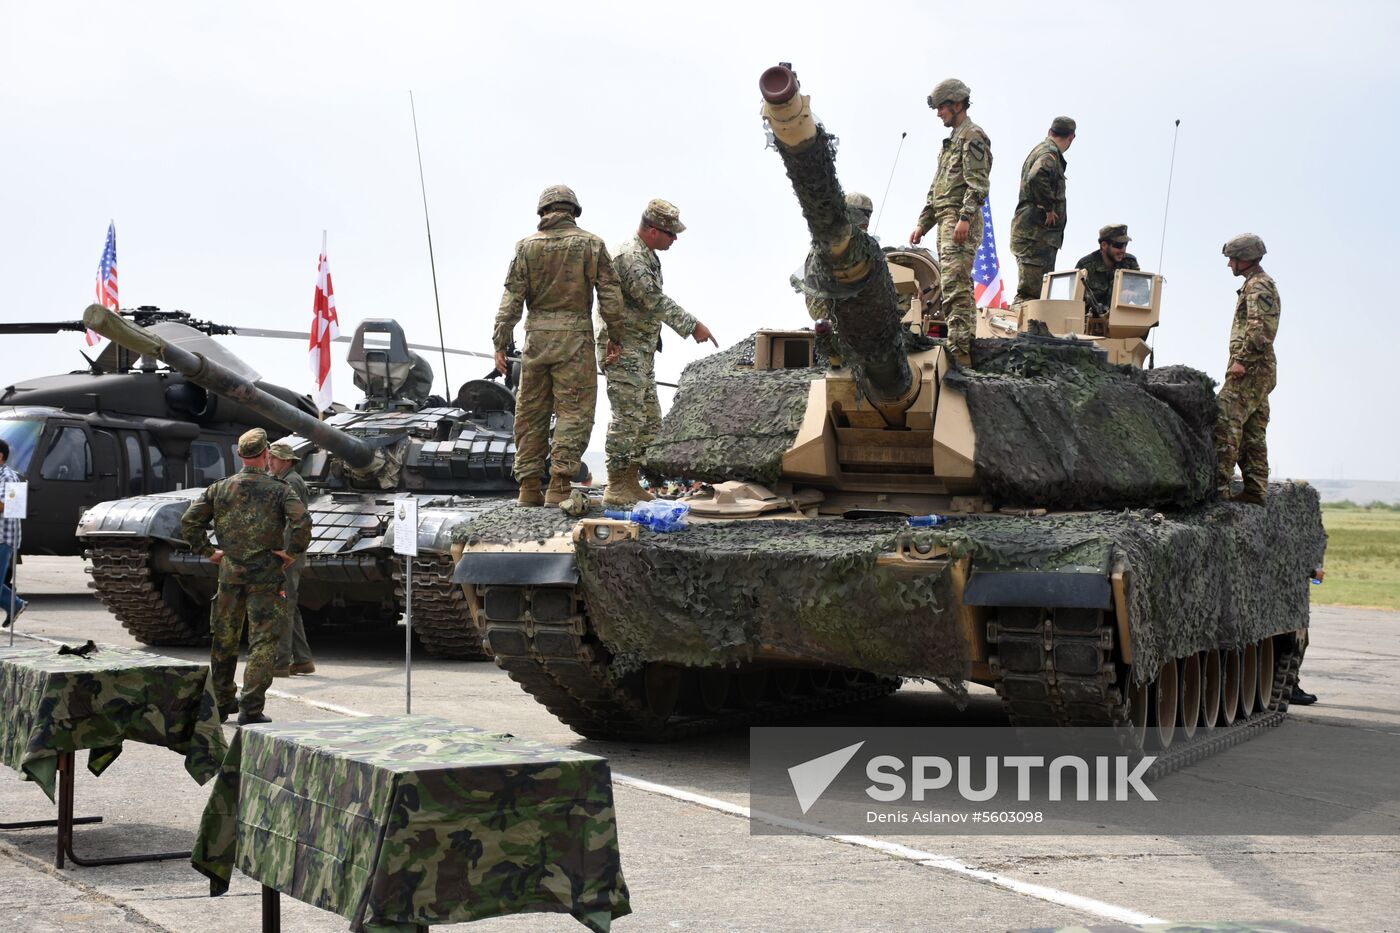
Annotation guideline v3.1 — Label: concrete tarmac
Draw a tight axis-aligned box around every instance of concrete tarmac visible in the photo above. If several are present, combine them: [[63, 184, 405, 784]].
[[1, 557, 1396, 932]]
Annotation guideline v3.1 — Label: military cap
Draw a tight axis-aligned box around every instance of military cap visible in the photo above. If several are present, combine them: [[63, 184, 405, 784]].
[[927, 78, 972, 109], [1222, 233, 1267, 262], [536, 184, 581, 216], [237, 428, 268, 458], [1050, 115, 1077, 135], [1098, 223, 1132, 245], [845, 191, 874, 225], [642, 198, 686, 234], [268, 440, 301, 462]]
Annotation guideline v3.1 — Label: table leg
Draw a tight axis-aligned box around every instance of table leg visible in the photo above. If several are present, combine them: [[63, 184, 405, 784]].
[[55, 751, 193, 868], [262, 884, 281, 933]]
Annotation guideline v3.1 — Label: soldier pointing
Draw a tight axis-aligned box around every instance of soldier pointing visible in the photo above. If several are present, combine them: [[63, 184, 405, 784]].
[[909, 78, 991, 366], [601, 199, 716, 508]]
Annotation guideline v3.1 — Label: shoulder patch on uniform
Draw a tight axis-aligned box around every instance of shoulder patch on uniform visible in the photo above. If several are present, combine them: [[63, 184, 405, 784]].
[[968, 140, 986, 162], [1255, 292, 1275, 311]]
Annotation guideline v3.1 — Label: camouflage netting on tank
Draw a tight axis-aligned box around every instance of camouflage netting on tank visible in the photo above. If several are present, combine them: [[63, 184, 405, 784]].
[[451, 503, 596, 546], [945, 336, 1218, 509], [640, 336, 824, 485], [925, 480, 1326, 681], [572, 482, 1324, 687], [574, 518, 968, 682]]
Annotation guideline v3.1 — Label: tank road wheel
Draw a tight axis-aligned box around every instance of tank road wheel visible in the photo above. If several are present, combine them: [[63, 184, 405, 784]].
[[770, 668, 802, 701], [1240, 644, 1258, 717], [1149, 658, 1179, 749], [643, 663, 683, 720], [1257, 637, 1277, 710], [1127, 670, 1151, 748], [1179, 653, 1202, 740], [806, 668, 837, 694], [683, 668, 733, 715], [1201, 650, 1222, 730], [1221, 649, 1241, 725], [85, 538, 211, 646], [731, 670, 768, 709]]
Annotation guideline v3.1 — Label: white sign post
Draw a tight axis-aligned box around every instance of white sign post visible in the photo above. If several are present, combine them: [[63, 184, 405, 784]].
[[5, 481, 26, 647], [392, 496, 419, 714]]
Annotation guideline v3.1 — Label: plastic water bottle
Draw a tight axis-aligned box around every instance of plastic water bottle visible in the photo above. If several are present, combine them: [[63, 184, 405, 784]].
[[906, 514, 948, 528], [603, 500, 691, 533]]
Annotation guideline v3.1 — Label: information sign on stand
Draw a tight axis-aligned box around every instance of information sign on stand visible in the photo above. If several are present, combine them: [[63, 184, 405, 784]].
[[393, 497, 419, 714], [5, 481, 26, 646]]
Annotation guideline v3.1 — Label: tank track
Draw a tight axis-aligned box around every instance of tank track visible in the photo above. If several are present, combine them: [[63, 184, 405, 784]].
[[85, 536, 209, 646], [989, 606, 1301, 779], [391, 554, 490, 661], [477, 583, 900, 741]]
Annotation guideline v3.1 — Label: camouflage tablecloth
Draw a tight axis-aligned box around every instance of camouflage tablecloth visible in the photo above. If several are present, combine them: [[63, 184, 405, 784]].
[[0, 643, 228, 802], [191, 715, 630, 932]]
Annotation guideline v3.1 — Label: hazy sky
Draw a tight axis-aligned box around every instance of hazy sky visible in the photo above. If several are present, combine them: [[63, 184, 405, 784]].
[[3, 2, 1396, 481]]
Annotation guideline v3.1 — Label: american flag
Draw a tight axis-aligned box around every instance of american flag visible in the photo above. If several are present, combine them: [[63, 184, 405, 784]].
[[309, 231, 341, 412], [89, 221, 119, 346], [972, 199, 1007, 309]]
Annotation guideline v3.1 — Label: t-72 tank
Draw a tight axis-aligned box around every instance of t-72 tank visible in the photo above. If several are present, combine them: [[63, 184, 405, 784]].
[[75, 307, 516, 658], [448, 64, 1325, 769]]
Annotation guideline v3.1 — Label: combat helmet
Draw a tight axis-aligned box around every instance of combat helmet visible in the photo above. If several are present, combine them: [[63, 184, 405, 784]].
[[1222, 233, 1266, 262], [845, 191, 874, 226], [537, 184, 582, 217], [927, 78, 972, 109]]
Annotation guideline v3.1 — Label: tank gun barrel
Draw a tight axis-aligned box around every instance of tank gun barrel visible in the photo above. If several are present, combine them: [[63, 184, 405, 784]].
[[759, 64, 913, 411], [81, 304, 380, 471]]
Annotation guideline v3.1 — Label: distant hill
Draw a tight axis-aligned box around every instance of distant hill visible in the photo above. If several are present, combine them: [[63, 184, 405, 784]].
[[1301, 479, 1400, 506]]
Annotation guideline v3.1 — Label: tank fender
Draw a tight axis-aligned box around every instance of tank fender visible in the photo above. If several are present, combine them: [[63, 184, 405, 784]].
[[407, 501, 513, 557], [961, 569, 1112, 609], [452, 551, 578, 586], [75, 489, 203, 544]]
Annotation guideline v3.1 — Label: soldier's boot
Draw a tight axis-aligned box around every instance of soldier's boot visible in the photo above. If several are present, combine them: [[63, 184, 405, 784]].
[[272, 666, 292, 678], [631, 465, 655, 502], [517, 477, 545, 507], [603, 465, 646, 509], [1290, 682, 1318, 705], [544, 475, 573, 507]]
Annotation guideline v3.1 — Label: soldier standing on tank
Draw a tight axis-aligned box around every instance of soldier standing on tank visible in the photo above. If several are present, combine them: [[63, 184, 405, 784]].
[[1215, 234, 1279, 506], [600, 199, 717, 508], [1075, 224, 1140, 312], [495, 185, 626, 507], [268, 441, 315, 678], [846, 191, 874, 231], [180, 428, 311, 725], [909, 78, 991, 367], [1010, 117, 1075, 304]]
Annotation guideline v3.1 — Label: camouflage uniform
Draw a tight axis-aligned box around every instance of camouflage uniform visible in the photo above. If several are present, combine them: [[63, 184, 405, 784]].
[[600, 232, 697, 478], [495, 208, 626, 485], [917, 118, 991, 360], [1216, 266, 1280, 501], [180, 431, 310, 718], [1010, 137, 1068, 303], [1075, 247, 1141, 311], [271, 458, 314, 671]]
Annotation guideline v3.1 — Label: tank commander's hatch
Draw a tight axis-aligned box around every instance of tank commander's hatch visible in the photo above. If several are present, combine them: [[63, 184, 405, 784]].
[[347, 319, 421, 405]]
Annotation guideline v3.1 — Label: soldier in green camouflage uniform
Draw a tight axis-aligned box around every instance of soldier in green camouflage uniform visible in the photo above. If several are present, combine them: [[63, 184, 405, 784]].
[[495, 185, 626, 507], [845, 191, 874, 231], [1010, 116, 1075, 303], [600, 199, 717, 507], [268, 441, 315, 677], [1215, 233, 1280, 505], [180, 429, 311, 725], [910, 78, 991, 365], [1075, 223, 1141, 312]]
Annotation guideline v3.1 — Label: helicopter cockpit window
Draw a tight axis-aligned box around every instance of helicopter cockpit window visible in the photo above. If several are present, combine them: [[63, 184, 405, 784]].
[[191, 441, 227, 485], [39, 427, 92, 482], [147, 443, 166, 486], [124, 435, 146, 495], [0, 418, 42, 473]]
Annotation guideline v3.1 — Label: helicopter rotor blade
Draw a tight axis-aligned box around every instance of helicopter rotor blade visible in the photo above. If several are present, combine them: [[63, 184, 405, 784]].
[[233, 326, 496, 361], [0, 322, 87, 334]]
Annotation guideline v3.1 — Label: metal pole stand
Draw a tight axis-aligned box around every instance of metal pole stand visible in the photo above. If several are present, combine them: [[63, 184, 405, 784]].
[[404, 553, 412, 715], [53, 751, 191, 868], [262, 884, 281, 932]]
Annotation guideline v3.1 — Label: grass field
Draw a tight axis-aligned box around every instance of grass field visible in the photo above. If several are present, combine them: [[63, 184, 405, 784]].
[[1314, 506, 1400, 611]]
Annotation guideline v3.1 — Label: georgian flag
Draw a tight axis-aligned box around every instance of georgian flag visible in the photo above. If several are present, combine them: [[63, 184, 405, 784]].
[[309, 231, 341, 412]]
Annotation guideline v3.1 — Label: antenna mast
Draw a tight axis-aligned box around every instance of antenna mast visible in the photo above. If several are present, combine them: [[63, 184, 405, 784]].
[[409, 90, 451, 397], [872, 131, 908, 239]]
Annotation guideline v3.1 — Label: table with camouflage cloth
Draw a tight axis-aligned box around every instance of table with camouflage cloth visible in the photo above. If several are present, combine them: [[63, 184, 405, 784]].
[[0, 643, 227, 802], [191, 715, 630, 932]]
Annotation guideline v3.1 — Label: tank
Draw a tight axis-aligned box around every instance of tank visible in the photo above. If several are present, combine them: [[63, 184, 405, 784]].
[[450, 64, 1324, 768], [75, 307, 518, 658]]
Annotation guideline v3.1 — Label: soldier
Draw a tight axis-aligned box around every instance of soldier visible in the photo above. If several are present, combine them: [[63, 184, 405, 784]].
[[268, 441, 315, 678], [845, 191, 874, 231], [180, 428, 310, 725], [1075, 224, 1140, 312], [1011, 116, 1075, 304], [0, 439, 26, 627], [600, 199, 717, 507], [1215, 233, 1279, 505], [909, 77, 991, 366], [495, 185, 626, 507]]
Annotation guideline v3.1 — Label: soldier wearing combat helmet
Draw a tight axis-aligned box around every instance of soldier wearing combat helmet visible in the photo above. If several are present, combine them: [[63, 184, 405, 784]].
[[909, 78, 991, 366], [1075, 223, 1141, 312], [600, 198, 717, 507], [1011, 116, 1075, 304], [845, 191, 874, 231], [180, 428, 311, 725], [495, 185, 626, 507], [1215, 233, 1280, 506], [267, 440, 315, 678]]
